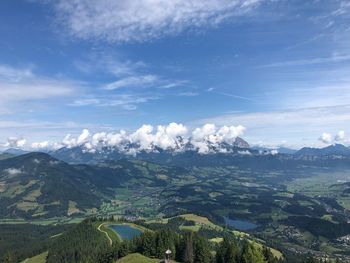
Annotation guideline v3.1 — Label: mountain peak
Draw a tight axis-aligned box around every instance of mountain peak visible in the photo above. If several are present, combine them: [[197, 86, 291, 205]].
[[295, 143, 350, 157]]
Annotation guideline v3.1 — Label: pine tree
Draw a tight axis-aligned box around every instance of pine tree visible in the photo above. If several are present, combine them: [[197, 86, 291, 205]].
[[183, 232, 194, 263], [240, 241, 266, 263], [215, 237, 238, 263], [2, 251, 15, 263], [118, 242, 129, 258], [139, 231, 156, 257], [193, 235, 211, 263], [262, 246, 278, 263]]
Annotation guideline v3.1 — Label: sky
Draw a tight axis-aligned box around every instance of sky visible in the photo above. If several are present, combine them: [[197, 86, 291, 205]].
[[1, 0, 350, 150]]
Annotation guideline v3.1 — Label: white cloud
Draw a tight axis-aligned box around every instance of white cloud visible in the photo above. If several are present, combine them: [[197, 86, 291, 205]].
[[317, 130, 349, 145], [70, 93, 159, 110], [335, 130, 346, 142], [178, 92, 198, 97], [77, 129, 90, 145], [31, 141, 49, 149], [4, 168, 22, 176], [319, 132, 333, 144], [62, 129, 90, 148], [0, 64, 34, 81], [4, 137, 26, 148], [104, 75, 159, 90], [0, 65, 76, 114], [196, 105, 350, 148], [270, 149, 278, 155], [238, 150, 252, 155], [53, 0, 266, 42], [35, 122, 243, 153], [191, 124, 245, 153], [261, 54, 350, 68], [30, 141, 63, 151]]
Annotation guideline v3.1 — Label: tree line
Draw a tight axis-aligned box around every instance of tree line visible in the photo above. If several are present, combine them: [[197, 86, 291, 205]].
[[14, 219, 336, 263]]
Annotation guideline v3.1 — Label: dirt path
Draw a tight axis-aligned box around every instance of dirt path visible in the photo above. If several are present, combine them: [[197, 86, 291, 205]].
[[97, 223, 113, 246]]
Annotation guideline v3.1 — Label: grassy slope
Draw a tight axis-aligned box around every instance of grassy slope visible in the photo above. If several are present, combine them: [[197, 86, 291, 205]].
[[116, 253, 159, 263], [21, 251, 48, 263]]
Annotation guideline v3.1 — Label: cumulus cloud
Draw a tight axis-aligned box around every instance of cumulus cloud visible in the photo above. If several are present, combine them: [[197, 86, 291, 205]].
[[191, 124, 245, 153], [5, 137, 26, 148], [53, 0, 266, 42], [31, 141, 63, 150], [129, 123, 188, 150], [335, 130, 346, 142], [77, 129, 90, 145], [62, 129, 91, 148], [4, 168, 22, 175], [318, 130, 349, 145], [35, 122, 244, 154], [2, 123, 245, 153], [31, 141, 50, 149], [319, 132, 333, 144]]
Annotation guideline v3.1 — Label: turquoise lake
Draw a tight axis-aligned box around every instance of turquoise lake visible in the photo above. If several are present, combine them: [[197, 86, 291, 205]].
[[110, 224, 142, 240]]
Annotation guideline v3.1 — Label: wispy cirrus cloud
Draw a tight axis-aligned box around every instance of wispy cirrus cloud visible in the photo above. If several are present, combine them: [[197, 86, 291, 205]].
[[52, 0, 267, 43], [104, 75, 159, 90], [70, 93, 159, 110], [0, 64, 78, 114], [260, 53, 350, 68], [73, 53, 193, 109]]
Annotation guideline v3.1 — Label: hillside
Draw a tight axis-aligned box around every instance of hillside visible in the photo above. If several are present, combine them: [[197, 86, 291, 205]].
[[295, 144, 350, 157], [116, 253, 159, 263], [0, 153, 103, 218], [0, 223, 71, 263], [1, 151, 350, 260], [44, 218, 282, 263], [0, 153, 14, 160], [0, 153, 186, 219]]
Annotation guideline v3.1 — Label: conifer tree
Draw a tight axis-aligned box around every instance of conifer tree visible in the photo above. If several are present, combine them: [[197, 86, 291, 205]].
[[193, 235, 211, 263], [2, 251, 15, 263], [240, 241, 266, 263], [183, 232, 194, 263]]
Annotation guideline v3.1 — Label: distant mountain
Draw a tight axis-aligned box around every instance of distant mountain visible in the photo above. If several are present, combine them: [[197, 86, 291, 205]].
[[295, 144, 350, 157], [252, 146, 297, 155], [276, 147, 298, 155], [0, 153, 102, 218], [233, 137, 250, 148], [0, 152, 185, 219], [0, 153, 15, 160], [51, 137, 251, 164], [3, 148, 29, 156]]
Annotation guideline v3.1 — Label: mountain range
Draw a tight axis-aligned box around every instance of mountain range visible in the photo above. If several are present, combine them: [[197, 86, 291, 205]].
[[295, 143, 350, 157], [2, 137, 350, 220], [0, 152, 187, 219]]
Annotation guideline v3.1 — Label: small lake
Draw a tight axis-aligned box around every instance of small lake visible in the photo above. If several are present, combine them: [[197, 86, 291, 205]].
[[224, 216, 257, 231], [110, 224, 142, 240]]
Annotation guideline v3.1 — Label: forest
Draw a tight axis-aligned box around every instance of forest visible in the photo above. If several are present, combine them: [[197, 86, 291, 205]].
[[1, 218, 341, 263]]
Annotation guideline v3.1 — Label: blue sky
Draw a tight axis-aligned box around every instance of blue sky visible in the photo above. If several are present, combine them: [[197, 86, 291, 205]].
[[1, 0, 350, 149]]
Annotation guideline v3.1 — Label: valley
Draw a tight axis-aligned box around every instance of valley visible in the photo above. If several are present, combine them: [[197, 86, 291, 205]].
[[2, 146, 350, 261]]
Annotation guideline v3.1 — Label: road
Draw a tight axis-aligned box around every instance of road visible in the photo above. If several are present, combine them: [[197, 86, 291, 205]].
[[97, 223, 113, 246]]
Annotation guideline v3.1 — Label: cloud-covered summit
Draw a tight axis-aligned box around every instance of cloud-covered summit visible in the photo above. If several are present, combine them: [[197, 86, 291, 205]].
[[29, 123, 246, 154], [319, 130, 349, 145]]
